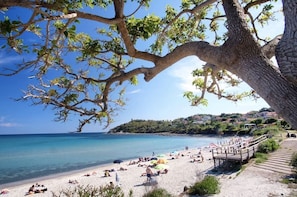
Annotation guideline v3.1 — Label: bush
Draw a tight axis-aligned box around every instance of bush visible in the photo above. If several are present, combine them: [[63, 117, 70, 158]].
[[52, 184, 126, 197], [188, 175, 219, 195], [254, 152, 268, 163], [291, 153, 297, 170], [142, 188, 172, 197], [257, 139, 279, 153], [252, 125, 284, 137]]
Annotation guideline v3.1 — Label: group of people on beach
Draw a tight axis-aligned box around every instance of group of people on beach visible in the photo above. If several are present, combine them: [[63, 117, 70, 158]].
[[26, 183, 47, 195], [190, 150, 204, 163]]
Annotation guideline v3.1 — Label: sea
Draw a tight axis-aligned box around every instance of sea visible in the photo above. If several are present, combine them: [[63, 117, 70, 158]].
[[0, 132, 223, 187]]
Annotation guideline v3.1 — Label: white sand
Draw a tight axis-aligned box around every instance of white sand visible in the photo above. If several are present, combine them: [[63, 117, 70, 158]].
[[0, 147, 293, 197], [213, 165, 292, 197]]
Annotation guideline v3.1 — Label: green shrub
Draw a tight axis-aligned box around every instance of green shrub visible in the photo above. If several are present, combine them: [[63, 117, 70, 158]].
[[257, 139, 279, 153], [252, 125, 282, 136], [188, 175, 219, 195], [290, 153, 297, 170], [250, 118, 263, 125], [264, 118, 277, 124], [254, 152, 268, 163], [52, 184, 126, 197], [142, 188, 172, 197]]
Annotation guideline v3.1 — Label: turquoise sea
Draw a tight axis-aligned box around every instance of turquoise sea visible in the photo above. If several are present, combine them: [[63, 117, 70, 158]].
[[0, 133, 221, 186]]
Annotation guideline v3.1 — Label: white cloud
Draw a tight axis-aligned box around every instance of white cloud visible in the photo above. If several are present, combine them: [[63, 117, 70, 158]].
[[168, 56, 205, 93], [0, 53, 22, 65], [0, 123, 19, 127], [0, 116, 20, 127], [169, 56, 243, 94], [128, 89, 141, 94]]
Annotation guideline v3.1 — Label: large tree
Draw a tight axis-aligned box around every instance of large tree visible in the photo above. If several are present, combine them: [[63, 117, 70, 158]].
[[0, 0, 296, 132]]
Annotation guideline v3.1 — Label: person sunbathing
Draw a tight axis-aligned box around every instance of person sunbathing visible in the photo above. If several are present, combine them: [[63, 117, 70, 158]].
[[104, 170, 111, 177], [161, 169, 168, 174], [68, 179, 79, 184], [26, 184, 47, 195]]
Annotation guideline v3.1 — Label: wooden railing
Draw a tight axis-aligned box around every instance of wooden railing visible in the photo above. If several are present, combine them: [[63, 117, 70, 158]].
[[212, 135, 268, 163]]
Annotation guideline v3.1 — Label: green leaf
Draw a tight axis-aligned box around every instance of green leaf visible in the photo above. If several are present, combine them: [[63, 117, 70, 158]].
[[130, 76, 138, 85]]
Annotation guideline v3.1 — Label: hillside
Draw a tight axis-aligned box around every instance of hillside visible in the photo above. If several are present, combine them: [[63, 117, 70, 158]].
[[108, 108, 289, 135]]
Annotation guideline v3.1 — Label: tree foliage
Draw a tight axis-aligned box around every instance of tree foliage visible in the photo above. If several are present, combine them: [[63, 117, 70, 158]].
[[1, 0, 297, 131]]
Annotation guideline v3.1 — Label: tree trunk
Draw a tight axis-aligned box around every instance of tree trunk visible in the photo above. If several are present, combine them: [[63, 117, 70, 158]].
[[221, 0, 297, 129], [276, 0, 297, 85], [234, 55, 297, 129]]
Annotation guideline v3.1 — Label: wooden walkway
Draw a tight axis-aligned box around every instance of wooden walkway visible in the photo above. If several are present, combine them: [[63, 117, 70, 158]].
[[212, 135, 267, 168]]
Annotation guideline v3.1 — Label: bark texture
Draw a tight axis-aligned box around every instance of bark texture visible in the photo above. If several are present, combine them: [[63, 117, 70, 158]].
[[216, 0, 297, 129], [276, 0, 297, 85]]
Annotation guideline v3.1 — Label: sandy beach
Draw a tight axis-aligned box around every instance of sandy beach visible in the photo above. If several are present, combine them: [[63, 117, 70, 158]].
[[0, 145, 294, 197]]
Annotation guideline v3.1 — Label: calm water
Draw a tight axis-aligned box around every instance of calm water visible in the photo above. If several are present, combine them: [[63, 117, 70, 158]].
[[0, 133, 221, 186]]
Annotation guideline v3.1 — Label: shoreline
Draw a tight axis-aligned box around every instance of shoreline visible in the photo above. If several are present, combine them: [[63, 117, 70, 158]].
[[0, 163, 113, 188], [1, 133, 225, 189], [1, 147, 215, 196]]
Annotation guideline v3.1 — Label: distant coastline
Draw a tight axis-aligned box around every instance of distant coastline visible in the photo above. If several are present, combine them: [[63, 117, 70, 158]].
[[108, 107, 287, 136]]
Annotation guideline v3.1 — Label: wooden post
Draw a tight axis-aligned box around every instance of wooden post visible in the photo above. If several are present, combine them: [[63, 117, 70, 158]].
[[247, 148, 250, 159], [212, 149, 214, 158], [225, 149, 227, 159], [212, 149, 216, 168]]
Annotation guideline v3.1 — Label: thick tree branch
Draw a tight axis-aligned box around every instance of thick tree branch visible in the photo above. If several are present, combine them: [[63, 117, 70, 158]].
[[137, 41, 220, 81], [223, 0, 252, 38], [261, 35, 282, 59], [0, 0, 121, 25]]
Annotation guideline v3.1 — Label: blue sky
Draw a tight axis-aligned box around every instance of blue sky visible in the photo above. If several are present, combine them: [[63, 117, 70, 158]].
[[0, 1, 283, 134]]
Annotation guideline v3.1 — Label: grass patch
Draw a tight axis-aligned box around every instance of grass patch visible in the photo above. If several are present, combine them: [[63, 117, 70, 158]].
[[142, 188, 172, 197], [254, 152, 268, 164]]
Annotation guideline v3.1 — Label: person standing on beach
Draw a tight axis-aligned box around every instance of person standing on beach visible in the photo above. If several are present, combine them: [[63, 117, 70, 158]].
[[115, 171, 120, 186], [146, 167, 153, 182]]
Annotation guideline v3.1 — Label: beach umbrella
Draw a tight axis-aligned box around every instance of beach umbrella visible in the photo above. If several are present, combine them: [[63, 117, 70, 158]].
[[151, 160, 158, 164], [113, 159, 123, 164], [154, 164, 169, 170], [157, 158, 168, 164]]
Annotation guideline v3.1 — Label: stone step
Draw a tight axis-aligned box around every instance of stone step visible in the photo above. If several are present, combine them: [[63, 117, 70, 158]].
[[260, 161, 292, 169], [252, 139, 297, 175], [267, 157, 291, 164], [259, 159, 289, 165], [254, 164, 293, 174], [269, 154, 292, 158], [264, 161, 290, 167], [270, 152, 294, 156], [255, 161, 293, 173]]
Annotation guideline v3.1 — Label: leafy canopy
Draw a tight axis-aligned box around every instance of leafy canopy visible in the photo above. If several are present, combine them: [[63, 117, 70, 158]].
[[0, 0, 281, 131]]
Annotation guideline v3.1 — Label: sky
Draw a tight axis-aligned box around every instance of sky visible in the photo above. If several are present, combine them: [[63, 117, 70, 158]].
[[0, 1, 283, 134]]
